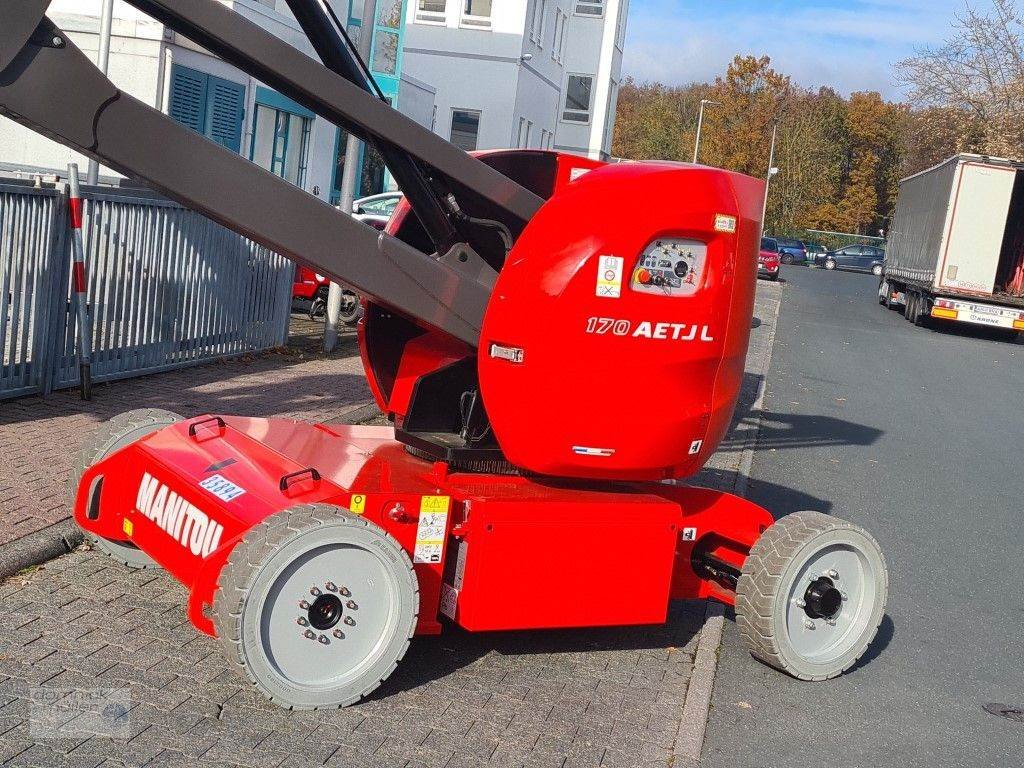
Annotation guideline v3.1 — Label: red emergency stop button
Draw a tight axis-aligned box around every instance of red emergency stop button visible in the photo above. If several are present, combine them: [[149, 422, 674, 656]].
[[636, 268, 651, 284]]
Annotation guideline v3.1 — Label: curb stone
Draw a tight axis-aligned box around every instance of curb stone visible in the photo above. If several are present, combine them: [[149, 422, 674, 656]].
[[672, 280, 783, 765], [0, 518, 84, 582]]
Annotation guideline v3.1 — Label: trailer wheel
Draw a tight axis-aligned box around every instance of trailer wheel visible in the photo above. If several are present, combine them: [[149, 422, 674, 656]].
[[877, 278, 889, 306], [736, 510, 887, 681], [71, 408, 184, 569], [213, 504, 419, 709]]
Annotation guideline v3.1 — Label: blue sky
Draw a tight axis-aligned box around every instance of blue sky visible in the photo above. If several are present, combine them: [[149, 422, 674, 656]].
[[622, 0, 968, 97]]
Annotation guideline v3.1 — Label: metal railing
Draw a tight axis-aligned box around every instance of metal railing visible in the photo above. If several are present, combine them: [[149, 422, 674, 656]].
[[0, 178, 293, 400]]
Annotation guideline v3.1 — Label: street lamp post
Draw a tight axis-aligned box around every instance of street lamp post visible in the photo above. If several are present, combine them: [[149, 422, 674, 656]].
[[86, 0, 114, 185], [692, 99, 720, 165], [760, 121, 779, 237]]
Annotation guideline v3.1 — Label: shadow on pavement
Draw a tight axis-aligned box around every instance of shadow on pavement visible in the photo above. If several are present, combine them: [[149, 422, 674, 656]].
[[374, 601, 705, 702]]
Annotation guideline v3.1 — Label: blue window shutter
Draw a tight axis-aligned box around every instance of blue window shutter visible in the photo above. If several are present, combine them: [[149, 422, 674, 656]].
[[168, 64, 208, 133], [205, 76, 245, 154]]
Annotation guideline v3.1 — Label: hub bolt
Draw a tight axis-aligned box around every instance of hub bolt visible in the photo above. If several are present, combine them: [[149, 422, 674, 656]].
[[826, 569, 839, 579], [299, 600, 310, 610], [840, 591, 848, 601], [344, 616, 356, 626], [325, 582, 337, 592], [793, 598, 806, 608], [346, 600, 358, 610], [318, 635, 330, 645], [826, 618, 837, 627], [310, 586, 321, 596], [304, 629, 317, 640], [339, 587, 351, 597], [804, 619, 816, 630], [297, 617, 308, 627], [333, 629, 345, 639]]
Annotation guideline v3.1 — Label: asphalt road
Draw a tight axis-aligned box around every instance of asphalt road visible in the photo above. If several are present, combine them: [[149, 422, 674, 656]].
[[704, 266, 1024, 768]]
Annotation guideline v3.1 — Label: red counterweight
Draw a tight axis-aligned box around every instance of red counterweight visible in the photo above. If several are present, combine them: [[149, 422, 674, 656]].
[[480, 162, 765, 480]]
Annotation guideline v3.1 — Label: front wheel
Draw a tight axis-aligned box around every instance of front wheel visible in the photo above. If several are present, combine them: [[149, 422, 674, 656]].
[[339, 289, 364, 326], [213, 504, 419, 709], [735, 510, 888, 681], [780, 254, 793, 264], [824, 260, 836, 271], [871, 264, 883, 277]]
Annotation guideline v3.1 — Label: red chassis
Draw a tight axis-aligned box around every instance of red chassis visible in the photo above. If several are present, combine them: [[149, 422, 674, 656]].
[[73, 417, 772, 638]]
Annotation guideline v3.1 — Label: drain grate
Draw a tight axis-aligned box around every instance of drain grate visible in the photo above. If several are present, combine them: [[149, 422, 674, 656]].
[[983, 703, 1024, 723]]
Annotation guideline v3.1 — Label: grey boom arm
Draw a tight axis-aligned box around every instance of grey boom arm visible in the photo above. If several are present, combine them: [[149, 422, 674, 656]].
[[0, 0, 547, 345]]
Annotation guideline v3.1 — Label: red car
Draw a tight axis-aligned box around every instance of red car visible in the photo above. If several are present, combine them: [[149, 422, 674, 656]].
[[758, 237, 781, 281]]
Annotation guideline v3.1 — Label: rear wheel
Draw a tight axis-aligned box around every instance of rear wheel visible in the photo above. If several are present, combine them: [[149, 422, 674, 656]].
[[71, 408, 184, 569], [736, 510, 888, 681], [871, 264, 883, 277], [780, 254, 793, 265], [824, 259, 836, 271], [877, 278, 889, 306], [213, 504, 419, 709]]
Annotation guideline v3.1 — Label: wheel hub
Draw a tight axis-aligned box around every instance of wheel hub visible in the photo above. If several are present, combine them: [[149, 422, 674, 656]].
[[307, 593, 343, 630], [803, 576, 842, 620]]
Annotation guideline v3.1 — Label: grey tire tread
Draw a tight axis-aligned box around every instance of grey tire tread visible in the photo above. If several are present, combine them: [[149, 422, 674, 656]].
[[735, 510, 888, 681], [71, 408, 183, 569], [212, 503, 419, 710]]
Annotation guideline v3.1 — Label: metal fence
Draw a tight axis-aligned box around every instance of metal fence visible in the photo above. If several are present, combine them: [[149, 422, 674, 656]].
[[0, 178, 293, 400]]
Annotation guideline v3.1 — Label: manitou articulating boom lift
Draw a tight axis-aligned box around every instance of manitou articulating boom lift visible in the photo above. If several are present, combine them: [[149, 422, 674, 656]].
[[1, 0, 887, 707]]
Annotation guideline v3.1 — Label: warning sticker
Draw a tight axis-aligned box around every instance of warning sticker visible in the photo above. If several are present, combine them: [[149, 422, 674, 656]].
[[414, 496, 450, 564], [349, 494, 366, 514], [122, 518, 134, 537], [439, 583, 459, 619], [596, 255, 624, 298]]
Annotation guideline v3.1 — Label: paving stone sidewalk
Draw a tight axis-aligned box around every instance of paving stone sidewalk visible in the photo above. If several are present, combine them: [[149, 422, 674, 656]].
[[0, 285, 782, 768]]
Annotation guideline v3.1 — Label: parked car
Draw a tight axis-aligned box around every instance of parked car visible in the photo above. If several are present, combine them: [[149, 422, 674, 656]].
[[820, 245, 886, 276], [775, 238, 808, 264], [351, 191, 402, 219], [758, 238, 781, 280], [805, 243, 827, 264]]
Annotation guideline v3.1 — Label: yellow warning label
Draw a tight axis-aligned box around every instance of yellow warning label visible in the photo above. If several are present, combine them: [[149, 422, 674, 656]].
[[350, 494, 366, 514], [420, 495, 450, 513], [122, 518, 134, 537]]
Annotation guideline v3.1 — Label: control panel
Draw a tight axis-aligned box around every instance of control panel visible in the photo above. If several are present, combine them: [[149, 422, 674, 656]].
[[630, 238, 707, 297]]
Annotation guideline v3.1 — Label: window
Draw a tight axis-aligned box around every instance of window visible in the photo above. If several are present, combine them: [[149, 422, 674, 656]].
[[250, 92, 312, 187], [551, 9, 567, 62], [575, 0, 604, 16], [530, 0, 547, 44], [415, 0, 446, 23], [168, 64, 245, 153], [562, 75, 594, 123], [450, 109, 481, 150], [461, 0, 491, 28]]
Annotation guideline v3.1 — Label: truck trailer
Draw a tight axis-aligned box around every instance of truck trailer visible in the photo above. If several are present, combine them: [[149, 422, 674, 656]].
[[881, 153, 1024, 335]]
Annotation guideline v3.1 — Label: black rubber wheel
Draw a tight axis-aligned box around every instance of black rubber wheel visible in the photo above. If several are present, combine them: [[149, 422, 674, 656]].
[[339, 290, 364, 326], [736, 510, 888, 681], [905, 292, 919, 323], [213, 503, 419, 709], [824, 260, 836, 271], [871, 264, 883, 277], [71, 408, 184, 568], [780, 254, 793, 264]]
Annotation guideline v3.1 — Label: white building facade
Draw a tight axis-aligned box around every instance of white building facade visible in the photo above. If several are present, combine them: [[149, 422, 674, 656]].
[[403, 0, 628, 160]]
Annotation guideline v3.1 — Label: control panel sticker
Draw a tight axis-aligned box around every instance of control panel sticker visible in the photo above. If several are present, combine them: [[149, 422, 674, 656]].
[[414, 496, 450, 564], [714, 214, 737, 233], [682, 527, 698, 542], [631, 239, 707, 297], [596, 255, 624, 298]]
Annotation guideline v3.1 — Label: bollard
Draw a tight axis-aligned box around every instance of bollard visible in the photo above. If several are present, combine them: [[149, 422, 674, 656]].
[[67, 164, 93, 400]]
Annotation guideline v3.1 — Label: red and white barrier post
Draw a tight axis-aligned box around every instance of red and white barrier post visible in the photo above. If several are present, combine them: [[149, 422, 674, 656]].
[[68, 163, 93, 400]]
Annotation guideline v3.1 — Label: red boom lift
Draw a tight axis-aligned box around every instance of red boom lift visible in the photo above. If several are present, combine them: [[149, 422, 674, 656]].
[[1, 0, 887, 708]]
